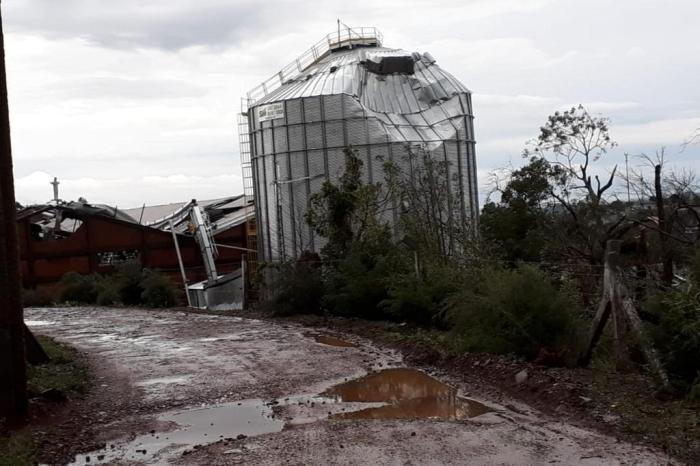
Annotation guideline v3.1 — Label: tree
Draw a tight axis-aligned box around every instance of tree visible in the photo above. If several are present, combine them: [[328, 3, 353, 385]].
[[480, 158, 553, 262], [681, 127, 700, 152], [305, 147, 403, 317], [626, 149, 700, 286], [524, 105, 622, 264], [305, 146, 390, 262], [390, 148, 459, 260], [0, 2, 28, 422]]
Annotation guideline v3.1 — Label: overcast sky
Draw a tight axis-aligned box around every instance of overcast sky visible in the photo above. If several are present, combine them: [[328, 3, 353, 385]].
[[6, 0, 700, 207]]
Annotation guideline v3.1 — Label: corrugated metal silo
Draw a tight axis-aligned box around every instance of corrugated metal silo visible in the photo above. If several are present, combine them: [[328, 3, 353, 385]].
[[239, 27, 477, 262]]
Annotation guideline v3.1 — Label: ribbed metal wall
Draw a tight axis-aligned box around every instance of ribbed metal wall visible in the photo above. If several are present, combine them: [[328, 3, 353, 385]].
[[247, 48, 477, 262]]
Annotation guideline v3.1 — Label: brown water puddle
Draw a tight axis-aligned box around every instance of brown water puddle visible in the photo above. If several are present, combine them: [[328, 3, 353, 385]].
[[323, 368, 492, 420], [313, 334, 358, 348], [70, 372, 487, 463]]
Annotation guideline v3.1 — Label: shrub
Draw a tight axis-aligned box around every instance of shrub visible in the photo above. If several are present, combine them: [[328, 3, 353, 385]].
[[139, 270, 178, 307], [95, 279, 121, 306], [114, 261, 145, 305], [263, 252, 324, 316], [322, 233, 405, 319], [22, 287, 54, 307], [57, 272, 100, 303], [644, 288, 700, 395], [445, 264, 584, 363], [381, 263, 459, 327]]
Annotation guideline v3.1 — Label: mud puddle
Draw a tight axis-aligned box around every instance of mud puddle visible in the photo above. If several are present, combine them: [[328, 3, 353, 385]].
[[70, 400, 283, 465], [71, 370, 488, 464], [313, 334, 358, 348], [323, 368, 492, 420]]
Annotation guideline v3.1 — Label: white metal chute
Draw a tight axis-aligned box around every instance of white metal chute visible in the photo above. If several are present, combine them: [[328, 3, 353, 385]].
[[190, 201, 218, 285]]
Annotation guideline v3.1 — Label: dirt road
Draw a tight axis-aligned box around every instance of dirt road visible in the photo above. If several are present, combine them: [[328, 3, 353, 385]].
[[26, 307, 673, 465]]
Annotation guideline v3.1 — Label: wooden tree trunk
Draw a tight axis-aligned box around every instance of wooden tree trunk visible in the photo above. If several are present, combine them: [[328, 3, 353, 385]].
[[0, 1, 28, 422], [655, 164, 673, 287]]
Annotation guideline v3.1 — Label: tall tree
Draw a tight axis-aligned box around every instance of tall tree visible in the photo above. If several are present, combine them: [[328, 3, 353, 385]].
[[0, 1, 28, 422], [524, 105, 621, 264]]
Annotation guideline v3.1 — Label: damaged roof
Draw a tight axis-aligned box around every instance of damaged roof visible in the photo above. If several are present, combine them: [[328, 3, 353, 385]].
[[122, 195, 250, 235], [254, 47, 469, 115]]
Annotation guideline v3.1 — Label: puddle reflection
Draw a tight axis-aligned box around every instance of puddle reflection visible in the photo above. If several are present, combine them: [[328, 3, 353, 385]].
[[324, 368, 491, 420], [71, 400, 283, 465]]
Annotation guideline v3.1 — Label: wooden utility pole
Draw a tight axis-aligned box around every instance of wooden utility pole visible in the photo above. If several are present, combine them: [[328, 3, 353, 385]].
[[0, 1, 28, 421]]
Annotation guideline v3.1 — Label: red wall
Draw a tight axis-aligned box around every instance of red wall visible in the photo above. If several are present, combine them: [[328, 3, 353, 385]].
[[18, 215, 247, 289]]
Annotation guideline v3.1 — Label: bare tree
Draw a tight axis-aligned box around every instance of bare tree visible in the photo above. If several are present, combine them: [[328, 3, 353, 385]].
[[625, 149, 700, 285], [680, 127, 700, 153], [385, 146, 465, 262]]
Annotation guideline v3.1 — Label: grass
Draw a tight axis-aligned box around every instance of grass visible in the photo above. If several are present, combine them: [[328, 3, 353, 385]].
[[589, 338, 700, 462], [0, 434, 35, 466], [0, 335, 91, 465], [26, 335, 90, 397]]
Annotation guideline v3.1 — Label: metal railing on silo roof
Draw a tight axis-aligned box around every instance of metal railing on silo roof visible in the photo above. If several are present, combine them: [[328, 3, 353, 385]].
[[245, 26, 382, 104]]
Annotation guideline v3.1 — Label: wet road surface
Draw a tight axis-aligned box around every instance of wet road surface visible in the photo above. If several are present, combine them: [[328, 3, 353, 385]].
[[26, 307, 675, 465]]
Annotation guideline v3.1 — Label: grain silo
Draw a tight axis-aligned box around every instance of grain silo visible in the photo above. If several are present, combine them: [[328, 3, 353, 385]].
[[238, 26, 477, 262]]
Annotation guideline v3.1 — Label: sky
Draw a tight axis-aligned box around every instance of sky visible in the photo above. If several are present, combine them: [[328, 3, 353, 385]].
[[5, 0, 700, 208]]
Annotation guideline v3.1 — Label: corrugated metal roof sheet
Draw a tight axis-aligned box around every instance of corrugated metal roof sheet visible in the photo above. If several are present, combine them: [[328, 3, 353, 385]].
[[122, 195, 248, 234], [255, 47, 469, 116]]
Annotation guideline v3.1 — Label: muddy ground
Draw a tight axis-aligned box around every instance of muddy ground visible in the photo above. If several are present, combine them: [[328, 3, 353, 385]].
[[25, 307, 675, 465]]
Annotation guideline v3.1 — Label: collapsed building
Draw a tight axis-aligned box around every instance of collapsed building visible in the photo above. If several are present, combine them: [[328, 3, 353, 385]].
[[17, 195, 252, 309], [238, 26, 477, 262]]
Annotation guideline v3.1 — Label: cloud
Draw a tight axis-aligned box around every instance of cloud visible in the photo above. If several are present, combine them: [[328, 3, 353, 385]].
[[615, 117, 700, 147], [626, 46, 647, 58], [4, 0, 264, 50], [6, 0, 700, 209], [52, 77, 208, 101], [15, 171, 243, 207], [475, 94, 560, 107]]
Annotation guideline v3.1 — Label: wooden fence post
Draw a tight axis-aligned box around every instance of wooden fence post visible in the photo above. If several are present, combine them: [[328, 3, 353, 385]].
[[579, 241, 617, 366], [579, 240, 670, 388]]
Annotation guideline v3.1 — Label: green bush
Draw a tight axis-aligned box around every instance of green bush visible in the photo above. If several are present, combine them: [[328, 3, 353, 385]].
[[114, 261, 145, 305], [381, 263, 459, 327], [139, 270, 178, 307], [644, 289, 700, 395], [322, 234, 405, 319], [95, 279, 121, 306], [54, 263, 179, 308], [445, 264, 584, 363], [640, 245, 700, 397], [57, 272, 101, 303], [21, 287, 54, 307], [263, 252, 324, 316]]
